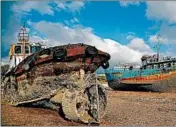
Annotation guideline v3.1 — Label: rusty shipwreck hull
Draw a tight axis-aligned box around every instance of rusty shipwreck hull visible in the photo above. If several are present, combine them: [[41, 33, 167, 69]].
[[9, 43, 110, 77], [3, 43, 110, 124]]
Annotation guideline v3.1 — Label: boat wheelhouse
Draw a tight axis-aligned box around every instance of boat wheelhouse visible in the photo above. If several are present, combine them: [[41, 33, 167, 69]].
[[8, 24, 46, 70]]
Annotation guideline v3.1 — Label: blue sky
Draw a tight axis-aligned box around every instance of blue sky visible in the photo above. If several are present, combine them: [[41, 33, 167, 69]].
[[1, 1, 176, 65]]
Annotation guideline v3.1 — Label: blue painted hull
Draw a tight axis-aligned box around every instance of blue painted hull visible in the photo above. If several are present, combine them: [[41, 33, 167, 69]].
[[105, 68, 176, 92]]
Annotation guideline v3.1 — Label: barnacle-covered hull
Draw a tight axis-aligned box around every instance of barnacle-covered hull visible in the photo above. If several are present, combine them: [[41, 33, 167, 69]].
[[2, 43, 110, 124]]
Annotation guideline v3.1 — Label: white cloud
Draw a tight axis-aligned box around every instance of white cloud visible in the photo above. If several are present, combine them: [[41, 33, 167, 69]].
[[145, 2, 176, 54], [29, 36, 45, 42], [164, 45, 176, 57], [66, 1, 85, 12], [159, 23, 176, 44], [103, 39, 143, 65], [54, 1, 85, 13], [149, 35, 168, 44], [71, 17, 79, 24], [119, 1, 176, 23], [64, 17, 79, 26], [12, 1, 54, 16], [146, 1, 176, 23], [126, 35, 135, 40], [127, 38, 153, 54], [119, 1, 140, 7], [29, 21, 154, 66], [56, 2, 66, 10], [126, 32, 136, 40], [144, 1, 176, 56], [12, 1, 85, 17]]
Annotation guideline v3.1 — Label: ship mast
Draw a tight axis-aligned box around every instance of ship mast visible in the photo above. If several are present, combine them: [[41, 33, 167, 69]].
[[154, 34, 161, 62], [18, 23, 29, 59]]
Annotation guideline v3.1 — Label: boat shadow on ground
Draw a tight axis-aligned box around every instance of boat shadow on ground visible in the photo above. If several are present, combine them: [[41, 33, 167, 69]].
[[110, 84, 160, 92]]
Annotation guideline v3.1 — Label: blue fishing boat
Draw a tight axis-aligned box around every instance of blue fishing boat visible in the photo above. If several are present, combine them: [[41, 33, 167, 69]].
[[105, 37, 176, 92]]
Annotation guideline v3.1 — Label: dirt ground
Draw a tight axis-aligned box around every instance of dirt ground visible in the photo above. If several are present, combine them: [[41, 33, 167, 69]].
[[1, 90, 176, 126]]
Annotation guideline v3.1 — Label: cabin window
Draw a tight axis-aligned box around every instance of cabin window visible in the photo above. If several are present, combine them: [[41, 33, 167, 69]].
[[142, 60, 147, 66], [158, 64, 160, 69], [129, 66, 133, 70], [15, 45, 21, 54], [32, 46, 42, 53], [30, 46, 32, 53], [25, 46, 30, 54], [167, 63, 171, 68], [152, 65, 154, 69], [154, 64, 157, 69]]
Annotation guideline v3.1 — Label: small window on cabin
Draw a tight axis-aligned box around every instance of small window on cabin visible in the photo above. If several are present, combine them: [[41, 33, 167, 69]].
[[32, 46, 42, 53], [158, 64, 160, 69], [36, 46, 42, 52], [32, 46, 35, 53], [168, 63, 171, 68], [152, 65, 154, 69], [15, 45, 21, 54], [25, 46, 30, 54], [30, 46, 32, 53]]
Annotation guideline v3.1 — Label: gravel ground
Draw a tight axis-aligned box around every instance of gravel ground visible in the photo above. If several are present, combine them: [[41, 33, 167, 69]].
[[101, 90, 176, 126], [1, 90, 176, 126], [1, 104, 85, 126]]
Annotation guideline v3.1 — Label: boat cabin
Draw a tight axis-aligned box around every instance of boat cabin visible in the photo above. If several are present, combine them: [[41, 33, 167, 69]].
[[8, 24, 46, 69], [141, 54, 176, 70]]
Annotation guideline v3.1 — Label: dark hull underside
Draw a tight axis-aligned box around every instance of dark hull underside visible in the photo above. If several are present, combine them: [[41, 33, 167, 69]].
[[108, 77, 176, 92]]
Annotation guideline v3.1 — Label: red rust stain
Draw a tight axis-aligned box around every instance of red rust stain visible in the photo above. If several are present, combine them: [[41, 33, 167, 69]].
[[67, 47, 85, 56], [35, 56, 52, 64]]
